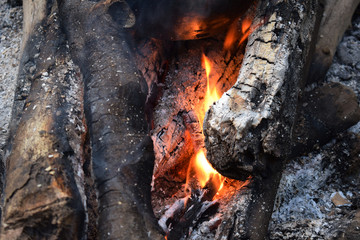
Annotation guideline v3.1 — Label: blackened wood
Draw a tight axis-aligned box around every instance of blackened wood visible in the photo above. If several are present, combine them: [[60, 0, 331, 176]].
[[58, 0, 163, 239], [1, 3, 85, 238], [292, 82, 360, 156]]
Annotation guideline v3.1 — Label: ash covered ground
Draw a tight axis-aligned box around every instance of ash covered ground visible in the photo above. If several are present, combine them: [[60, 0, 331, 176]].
[[0, 1, 22, 163], [269, 10, 360, 240]]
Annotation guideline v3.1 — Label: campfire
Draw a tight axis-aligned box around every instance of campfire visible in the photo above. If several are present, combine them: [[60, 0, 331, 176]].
[[1, 0, 359, 239], [149, 47, 251, 238], [133, 6, 262, 237]]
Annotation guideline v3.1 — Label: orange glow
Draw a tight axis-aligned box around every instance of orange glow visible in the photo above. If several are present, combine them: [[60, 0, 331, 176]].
[[238, 19, 264, 46], [223, 21, 239, 51], [241, 19, 252, 34], [185, 54, 225, 198], [193, 149, 222, 188], [195, 54, 220, 129], [238, 31, 251, 45]]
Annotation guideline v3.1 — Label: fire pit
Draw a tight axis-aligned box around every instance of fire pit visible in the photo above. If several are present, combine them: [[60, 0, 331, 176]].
[[1, 0, 359, 239]]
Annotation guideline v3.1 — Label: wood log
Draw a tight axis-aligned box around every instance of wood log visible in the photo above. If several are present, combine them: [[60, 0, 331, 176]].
[[204, 0, 322, 180], [291, 82, 360, 156], [307, 0, 360, 84], [1, 2, 85, 238], [58, 0, 163, 239], [203, 1, 322, 239]]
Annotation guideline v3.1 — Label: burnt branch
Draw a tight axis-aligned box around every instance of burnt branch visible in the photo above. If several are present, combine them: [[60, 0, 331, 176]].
[[58, 0, 163, 239], [1, 2, 85, 238]]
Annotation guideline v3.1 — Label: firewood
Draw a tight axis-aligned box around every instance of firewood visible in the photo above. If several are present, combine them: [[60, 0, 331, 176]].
[[204, 0, 322, 180], [203, 0, 322, 239], [58, 0, 163, 239], [307, 0, 360, 84], [1, 3, 85, 238]]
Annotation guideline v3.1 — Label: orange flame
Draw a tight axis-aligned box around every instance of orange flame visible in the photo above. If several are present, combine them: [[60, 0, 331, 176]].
[[241, 18, 252, 34], [194, 54, 220, 129], [186, 54, 224, 197], [193, 149, 221, 188], [223, 21, 239, 51]]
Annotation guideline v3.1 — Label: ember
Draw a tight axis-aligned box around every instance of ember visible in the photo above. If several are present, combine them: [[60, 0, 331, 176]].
[[149, 28, 252, 238]]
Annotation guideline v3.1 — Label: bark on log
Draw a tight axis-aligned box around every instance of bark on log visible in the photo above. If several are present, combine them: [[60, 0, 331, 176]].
[[203, 1, 322, 239], [204, 0, 321, 180], [1, 3, 85, 238], [58, 0, 163, 239]]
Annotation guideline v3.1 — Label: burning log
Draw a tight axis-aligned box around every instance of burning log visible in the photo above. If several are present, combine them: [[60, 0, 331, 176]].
[[203, 0, 322, 238], [204, 0, 322, 179], [1, 2, 85, 238], [149, 5, 258, 239]]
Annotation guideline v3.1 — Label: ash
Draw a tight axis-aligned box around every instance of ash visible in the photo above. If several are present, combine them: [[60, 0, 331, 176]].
[[270, 12, 360, 239], [0, 2, 22, 162]]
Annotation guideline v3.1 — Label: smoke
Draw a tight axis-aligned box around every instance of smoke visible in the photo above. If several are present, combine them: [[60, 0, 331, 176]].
[[126, 0, 253, 40]]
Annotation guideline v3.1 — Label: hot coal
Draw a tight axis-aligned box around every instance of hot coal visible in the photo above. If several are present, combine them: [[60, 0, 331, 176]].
[[160, 189, 219, 240]]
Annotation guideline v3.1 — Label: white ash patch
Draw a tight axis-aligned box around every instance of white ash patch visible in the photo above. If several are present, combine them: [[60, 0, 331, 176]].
[[272, 154, 333, 223], [0, 2, 22, 159]]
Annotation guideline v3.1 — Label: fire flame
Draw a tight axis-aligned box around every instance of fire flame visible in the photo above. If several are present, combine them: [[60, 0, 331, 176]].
[[186, 54, 224, 198], [195, 54, 220, 129], [223, 20, 239, 51], [223, 17, 256, 50]]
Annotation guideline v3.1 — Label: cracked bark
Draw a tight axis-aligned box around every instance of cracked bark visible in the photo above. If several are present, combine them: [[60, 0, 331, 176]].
[[58, 0, 163, 239], [1, 2, 85, 239], [203, 0, 322, 239]]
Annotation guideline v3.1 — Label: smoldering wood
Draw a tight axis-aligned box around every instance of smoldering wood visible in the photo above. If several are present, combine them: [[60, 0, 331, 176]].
[[1, 3, 85, 238], [58, 0, 163, 239], [150, 39, 245, 183], [203, 0, 322, 239], [148, 23, 261, 239], [204, 0, 321, 180]]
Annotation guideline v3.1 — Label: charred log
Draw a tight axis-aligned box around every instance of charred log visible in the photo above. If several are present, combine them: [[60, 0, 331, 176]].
[[58, 0, 163, 239], [203, 0, 322, 238], [1, 2, 85, 238], [204, 0, 321, 181]]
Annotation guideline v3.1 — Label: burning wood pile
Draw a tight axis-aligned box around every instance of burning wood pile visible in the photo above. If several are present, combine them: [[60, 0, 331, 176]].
[[0, 0, 359, 239]]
